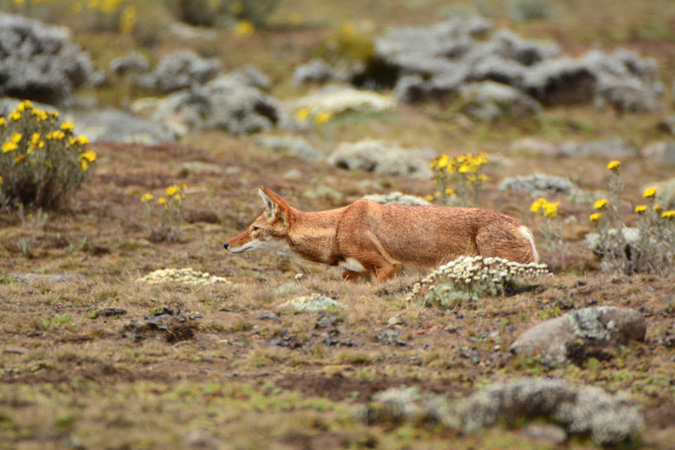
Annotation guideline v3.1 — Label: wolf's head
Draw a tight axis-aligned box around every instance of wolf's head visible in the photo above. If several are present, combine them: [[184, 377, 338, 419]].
[[224, 187, 292, 253]]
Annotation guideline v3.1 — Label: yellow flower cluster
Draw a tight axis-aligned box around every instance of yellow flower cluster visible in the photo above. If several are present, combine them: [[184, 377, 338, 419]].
[[141, 184, 188, 207], [593, 198, 608, 210], [1, 100, 94, 208], [635, 205, 647, 214], [589, 212, 602, 222], [663, 210, 675, 219], [1, 100, 93, 168], [296, 107, 333, 126], [431, 152, 488, 174], [530, 197, 560, 218]]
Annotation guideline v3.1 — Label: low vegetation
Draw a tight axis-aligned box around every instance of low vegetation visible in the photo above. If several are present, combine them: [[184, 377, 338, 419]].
[[0, 0, 674, 448]]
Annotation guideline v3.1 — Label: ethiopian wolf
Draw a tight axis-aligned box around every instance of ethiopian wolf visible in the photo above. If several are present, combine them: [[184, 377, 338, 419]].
[[225, 187, 539, 283]]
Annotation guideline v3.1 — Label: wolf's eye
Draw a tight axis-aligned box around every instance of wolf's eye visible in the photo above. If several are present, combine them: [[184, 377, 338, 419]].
[[252, 226, 259, 231]]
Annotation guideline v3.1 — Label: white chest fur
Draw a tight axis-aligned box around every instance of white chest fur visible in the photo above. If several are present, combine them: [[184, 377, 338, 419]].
[[338, 258, 365, 272]]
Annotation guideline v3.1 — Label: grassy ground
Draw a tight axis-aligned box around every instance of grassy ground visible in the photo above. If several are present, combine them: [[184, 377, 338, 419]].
[[1, 0, 675, 448]]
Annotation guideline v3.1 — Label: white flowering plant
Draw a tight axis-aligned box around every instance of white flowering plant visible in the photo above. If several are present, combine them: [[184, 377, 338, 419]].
[[406, 256, 550, 307]]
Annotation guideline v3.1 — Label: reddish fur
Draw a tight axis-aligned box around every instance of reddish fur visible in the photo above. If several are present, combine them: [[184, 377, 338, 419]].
[[226, 187, 539, 283]]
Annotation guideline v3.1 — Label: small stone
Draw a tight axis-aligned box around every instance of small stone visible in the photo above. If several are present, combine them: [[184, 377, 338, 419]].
[[3, 345, 29, 355], [521, 423, 567, 445], [96, 308, 128, 317], [258, 312, 279, 320]]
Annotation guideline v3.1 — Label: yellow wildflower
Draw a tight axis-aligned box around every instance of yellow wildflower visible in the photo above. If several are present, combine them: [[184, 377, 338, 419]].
[[590, 212, 602, 222], [530, 198, 547, 213], [80, 160, 88, 171], [340, 22, 355, 35], [296, 107, 310, 122], [166, 185, 179, 196], [0, 117, 6, 127], [60, 122, 75, 132], [444, 188, 454, 195], [119, 5, 137, 35], [593, 199, 608, 210], [662, 210, 675, 219], [31, 108, 48, 121], [544, 201, 560, 218], [174, 194, 182, 201], [643, 187, 657, 198], [158, 197, 167, 205], [434, 154, 449, 169], [14, 154, 25, 163], [142, 193, 154, 203], [8, 110, 21, 121], [46, 130, 65, 140], [10, 132, 22, 143], [654, 204, 662, 212], [314, 112, 332, 125], [180, 183, 188, 190], [2, 142, 18, 153], [234, 20, 255, 37], [80, 150, 97, 162], [635, 205, 647, 214], [607, 160, 620, 171], [17, 100, 32, 111], [424, 195, 435, 202]]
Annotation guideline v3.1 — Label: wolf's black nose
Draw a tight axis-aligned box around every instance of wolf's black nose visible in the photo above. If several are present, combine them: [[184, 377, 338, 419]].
[[223, 243, 229, 249]]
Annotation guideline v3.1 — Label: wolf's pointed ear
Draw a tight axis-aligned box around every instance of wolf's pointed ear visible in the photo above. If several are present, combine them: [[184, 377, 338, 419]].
[[258, 186, 290, 225]]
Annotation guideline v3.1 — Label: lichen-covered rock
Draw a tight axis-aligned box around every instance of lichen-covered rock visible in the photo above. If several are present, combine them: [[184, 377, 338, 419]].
[[660, 115, 675, 136], [359, 378, 643, 446], [556, 138, 637, 158], [137, 50, 222, 92], [0, 14, 94, 104], [148, 75, 288, 135], [293, 59, 338, 86], [648, 176, 675, 210], [499, 173, 577, 195], [10, 273, 86, 284], [448, 378, 643, 446], [289, 85, 397, 115], [228, 65, 272, 90], [356, 18, 662, 112], [509, 137, 557, 157], [328, 139, 433, 178], [458, 81, 542, 121], [279, 293, 346, 312], [109, 51, 149, 76], [509, 306, 646, 366], [254, 135, 322, 161], [71, 108, 181, 144], [642, 141, 675, 165], [362, 192, 431, 206]]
